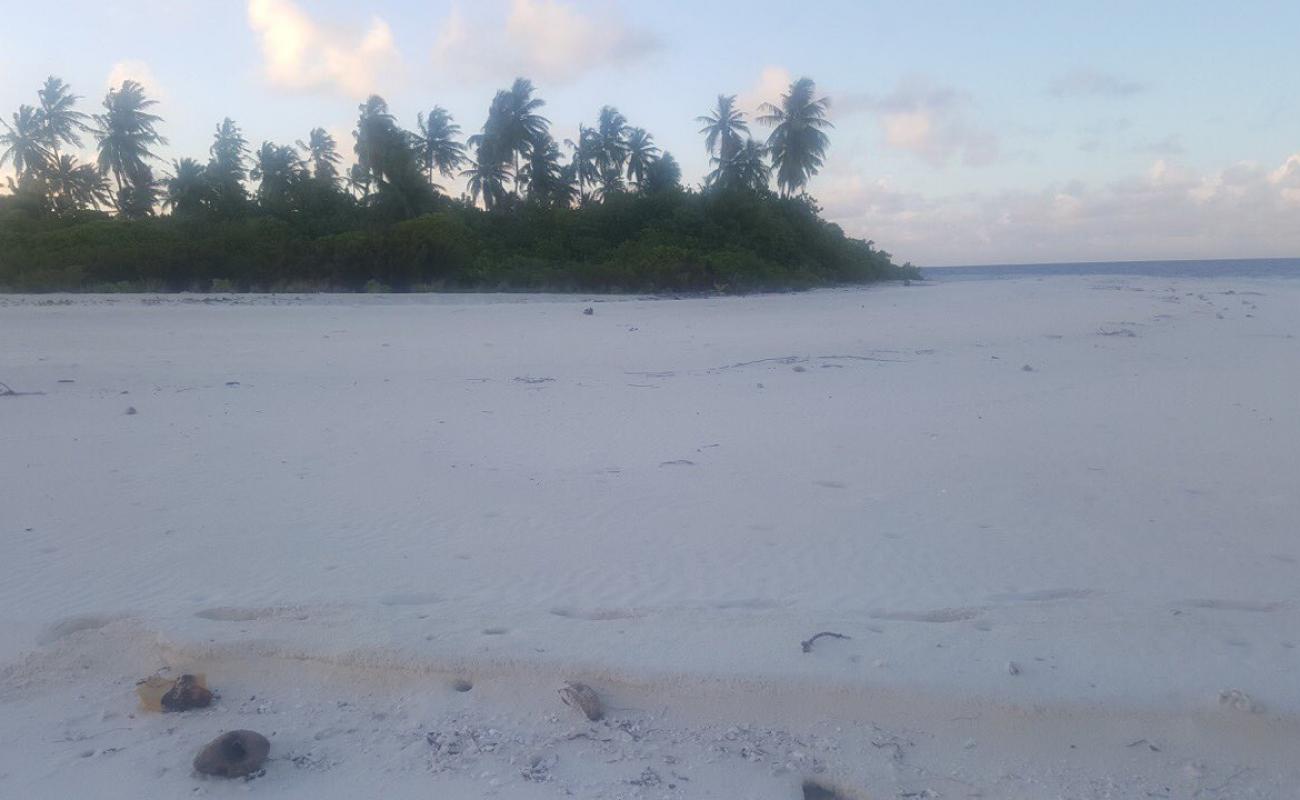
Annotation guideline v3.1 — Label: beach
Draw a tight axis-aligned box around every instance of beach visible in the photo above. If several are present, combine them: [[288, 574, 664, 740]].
[[2, 275, 1298, 798]]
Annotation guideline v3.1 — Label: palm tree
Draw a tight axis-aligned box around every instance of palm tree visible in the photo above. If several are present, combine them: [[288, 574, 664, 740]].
[[208, 117, 249, 214], [757, 77, 832, 196], [414, 107, 467, 185], [642, 151, 682, 194], [163, 157, 214, 216], [518, 132, 573, 206], [46, 154, 112, 213], [354, 95, 399, 187], [1, 106, 51, 182], [297, 127, 342, 184], [94, 80, 166, 211], [697, 94, 748, 170], [472, 79, 549, 197], [345, 162, 371, 200], [251, 141, 307, 211], [351, 97, 427, 215], [36, 77, 90, 162], [708, 138, 770, 191], [624, 127, 659, 189], [116, 165, 159, 219], [594, 106, 629, 193], [461, 156, 512, 211], [563, 124, 600, 202], [732, 139, 772, 191]]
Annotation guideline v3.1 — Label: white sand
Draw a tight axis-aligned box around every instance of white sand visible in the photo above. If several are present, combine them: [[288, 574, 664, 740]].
[[1, 276, 1297, 798]]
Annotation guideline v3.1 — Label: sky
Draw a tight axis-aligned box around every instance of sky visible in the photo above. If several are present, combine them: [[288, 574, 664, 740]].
[[3, 0, 1300, 265]]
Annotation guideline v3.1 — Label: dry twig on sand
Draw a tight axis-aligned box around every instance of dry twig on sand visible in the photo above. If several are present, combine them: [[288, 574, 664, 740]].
[[801, 631, 851, 653], [0, 381, 44, 397]]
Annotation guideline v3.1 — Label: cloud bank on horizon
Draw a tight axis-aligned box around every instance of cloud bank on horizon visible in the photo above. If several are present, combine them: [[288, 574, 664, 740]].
[[3, 0, 1299, 266]]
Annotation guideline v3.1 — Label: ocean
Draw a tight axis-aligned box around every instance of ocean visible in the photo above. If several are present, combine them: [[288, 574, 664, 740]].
[[922, 257, 1300, 281]]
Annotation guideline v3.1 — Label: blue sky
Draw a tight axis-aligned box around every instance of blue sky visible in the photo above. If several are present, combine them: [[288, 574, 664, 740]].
[[4, 0, 1300, 265]]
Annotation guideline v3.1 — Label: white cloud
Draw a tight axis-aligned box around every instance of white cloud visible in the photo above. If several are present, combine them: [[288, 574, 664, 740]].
[[839, 79, 999, 167], [738, 66, 793, 118], [247, 0, 400, 98], [106, 60, 165, 100], [1048, 69, 1145, 99], [819, 154, 1300, 265], [431, 0, 659, 85]]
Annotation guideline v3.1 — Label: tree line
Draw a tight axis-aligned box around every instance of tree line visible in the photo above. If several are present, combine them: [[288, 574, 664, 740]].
[[1, 74, 916, 292], [2, 75, 832, 217]]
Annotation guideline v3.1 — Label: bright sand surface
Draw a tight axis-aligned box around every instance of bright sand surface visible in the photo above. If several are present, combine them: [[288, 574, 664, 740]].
[[2, 276, 1298, 798]]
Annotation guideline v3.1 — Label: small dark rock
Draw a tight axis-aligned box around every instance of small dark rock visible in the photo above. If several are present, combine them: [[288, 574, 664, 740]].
[[162, 674, 213, 711], [583, 307, 594, 315], [124, 406, 138, 415], [194, 730, 270, 778], [1021, 364, 1035, 372], [802, 779, 848, 799]]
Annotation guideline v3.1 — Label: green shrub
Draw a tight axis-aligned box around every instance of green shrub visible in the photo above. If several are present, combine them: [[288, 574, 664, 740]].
[[0, 190, 918, 293]]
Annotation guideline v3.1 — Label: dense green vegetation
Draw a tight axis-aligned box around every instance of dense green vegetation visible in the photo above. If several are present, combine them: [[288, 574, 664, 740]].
[[0, 74, 917, 293]]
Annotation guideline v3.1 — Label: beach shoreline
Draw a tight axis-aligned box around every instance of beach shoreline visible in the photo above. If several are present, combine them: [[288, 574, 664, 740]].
[[3, 275, 1297, 796]]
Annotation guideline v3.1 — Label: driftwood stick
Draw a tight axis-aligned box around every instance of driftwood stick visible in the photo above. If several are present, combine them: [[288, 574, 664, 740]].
[[801, 631, 851, 653]]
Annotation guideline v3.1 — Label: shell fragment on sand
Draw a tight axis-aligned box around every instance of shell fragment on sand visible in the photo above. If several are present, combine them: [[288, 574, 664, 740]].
[[193, 730, 270, 778], [559, 682, 604, 721]]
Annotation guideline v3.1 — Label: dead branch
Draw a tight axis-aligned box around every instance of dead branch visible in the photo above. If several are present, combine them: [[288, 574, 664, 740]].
[[801, 631, 851, 653]]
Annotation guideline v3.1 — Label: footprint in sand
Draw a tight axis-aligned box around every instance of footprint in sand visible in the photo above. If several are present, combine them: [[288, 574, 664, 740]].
[[378, 592, 443, 607], [814, 480, 847, 489], [38, 614, 118, 643], [195, 606, 275, 621], [549, 607, 642, 621], [987, 588, 1095, 603], [481, 627, 509, 635], [870, 607, 982, 623], [1182, 599, 1284, 613], [712, 598, 779, 611]]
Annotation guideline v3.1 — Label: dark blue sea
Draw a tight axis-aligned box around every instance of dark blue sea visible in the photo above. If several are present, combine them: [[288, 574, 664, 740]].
[[922, 257, 1300, 282]]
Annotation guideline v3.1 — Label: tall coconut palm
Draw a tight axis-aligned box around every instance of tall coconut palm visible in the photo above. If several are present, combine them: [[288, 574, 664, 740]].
[[297, 127, 342, 184], [116, 165, 159, 219], [345, 162, 372, 200], [708, 138, 770, 192], [518, 132, 573, 207], [732, 139, 772, 191], [757, 77, 832, 196], [472, 79, 548, 197], [208, 117, 249, 214], [461, 155, 512, 211], [36, 77, 90, 162], [94, 80, 166, 209], [414, 107, 467, 185], [163, 157, 214, 216], [251, 141, 307, 211], [46, 154, 112, 213], [354, 95, 399, 187], [697, 94, 748, 169], [624, 127, 659, 189], [593, 106, 629, 193], [563, 124, 600, 202], [1, 105, 51, 182]]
